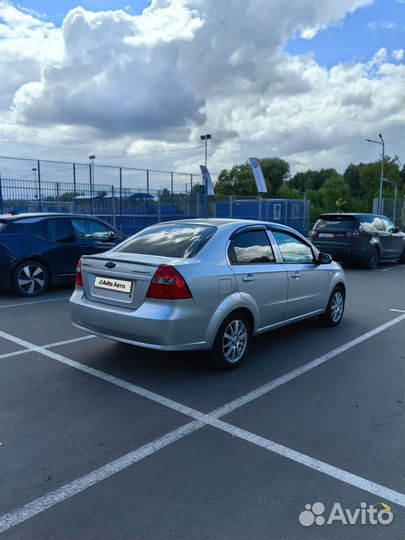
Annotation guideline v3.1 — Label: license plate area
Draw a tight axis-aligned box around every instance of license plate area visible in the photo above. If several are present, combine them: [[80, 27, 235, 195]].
[[319, 233, 334, 238], [94, 276, 132, 294]]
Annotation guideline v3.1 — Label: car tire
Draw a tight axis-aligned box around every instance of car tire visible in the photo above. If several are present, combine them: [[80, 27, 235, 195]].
[[398, 248, 405, 264], [364, 246, 379, 269], [319, 286, 345, 327], [11, 260, 49, 297], [212, 312, 251, 370]]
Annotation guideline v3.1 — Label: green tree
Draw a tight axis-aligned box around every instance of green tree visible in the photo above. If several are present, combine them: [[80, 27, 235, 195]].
[[276, 181, 300, 199], [290, 168, 338, 191], [359, 155, 401, 209], [215, 158, 290, 196], [215, 164, 256, 195], [319, 174, 352, 212], [259, 157, 290, 194], [343, 163, 363, 198]]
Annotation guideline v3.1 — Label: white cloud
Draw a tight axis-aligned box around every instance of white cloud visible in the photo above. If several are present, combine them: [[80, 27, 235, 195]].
[[367, 20, 400, 30], [0, 0, 404, 184], [392, 48, 405, 60]]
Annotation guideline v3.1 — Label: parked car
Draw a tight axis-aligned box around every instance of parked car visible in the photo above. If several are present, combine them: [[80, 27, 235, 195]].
[[0, 213, 125, 296], [310, 213, 405, 269], [70, 218, 346, 369]]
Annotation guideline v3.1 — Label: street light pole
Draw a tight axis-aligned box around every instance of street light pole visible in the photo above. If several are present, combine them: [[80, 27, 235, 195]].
[[365, 133, 384, 214], [89, 155, 95, 215], [200, 134, 212, 167]]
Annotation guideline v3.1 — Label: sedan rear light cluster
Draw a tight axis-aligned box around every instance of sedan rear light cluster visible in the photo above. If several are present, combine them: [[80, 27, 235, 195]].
[[146, 265, 192, 300], [76, 259, 83, 287]]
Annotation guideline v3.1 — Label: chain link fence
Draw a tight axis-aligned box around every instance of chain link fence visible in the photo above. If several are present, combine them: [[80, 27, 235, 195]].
[[0, 177, 206, 236], [373, 197, 405, 230]]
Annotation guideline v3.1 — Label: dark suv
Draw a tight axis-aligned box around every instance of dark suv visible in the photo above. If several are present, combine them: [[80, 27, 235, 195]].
[[310, 213, 405, 269], [0, 213, 125, 296]]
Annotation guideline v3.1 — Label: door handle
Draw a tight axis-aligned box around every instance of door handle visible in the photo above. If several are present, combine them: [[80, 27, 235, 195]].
[[242, 274, 256, 282], [291, 271, 301, 279]]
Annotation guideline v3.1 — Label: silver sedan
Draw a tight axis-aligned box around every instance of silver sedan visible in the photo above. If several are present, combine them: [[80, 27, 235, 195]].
[[69, 219, 346, 369]]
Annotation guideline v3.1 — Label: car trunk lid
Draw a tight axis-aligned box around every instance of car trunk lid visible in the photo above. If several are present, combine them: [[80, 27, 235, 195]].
[[80, 252, 184, 309]]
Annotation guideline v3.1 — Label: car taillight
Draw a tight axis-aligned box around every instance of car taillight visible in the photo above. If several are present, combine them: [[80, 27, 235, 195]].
[[146, 265, 192, 300], [75, 259, 83, 287], [345, 230, 361, 237]]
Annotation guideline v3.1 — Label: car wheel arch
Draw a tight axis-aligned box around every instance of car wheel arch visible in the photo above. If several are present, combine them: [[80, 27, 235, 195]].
[[205, 297, 258, 348], [12, 256, 52, 284]]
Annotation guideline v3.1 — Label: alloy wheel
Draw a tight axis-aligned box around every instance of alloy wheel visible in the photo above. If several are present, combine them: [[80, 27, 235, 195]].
[[330, 291, 344, 322], [222, 319, 248, 363], [17, 264, 46, 295]]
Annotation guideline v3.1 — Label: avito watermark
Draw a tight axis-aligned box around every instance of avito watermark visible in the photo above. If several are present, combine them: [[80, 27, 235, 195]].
[[299, 501, 393, 527]]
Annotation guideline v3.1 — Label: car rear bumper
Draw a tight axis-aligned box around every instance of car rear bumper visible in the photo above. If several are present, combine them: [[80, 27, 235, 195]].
[[69, 288, 215, 351], [312, 242, 370, 263]]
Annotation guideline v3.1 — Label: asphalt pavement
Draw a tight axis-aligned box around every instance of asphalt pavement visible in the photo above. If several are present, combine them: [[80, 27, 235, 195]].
[[0, 262, 404, 539]]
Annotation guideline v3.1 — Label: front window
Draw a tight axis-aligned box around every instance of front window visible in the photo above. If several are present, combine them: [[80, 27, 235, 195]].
[[71, 218, 111, 240], [381, 217, 395, 231], [117, 223, 216, 258], [272, 230, 314, 264]]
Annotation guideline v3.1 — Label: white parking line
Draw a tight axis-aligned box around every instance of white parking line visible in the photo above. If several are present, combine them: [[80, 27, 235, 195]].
[[390, 308, 405, 313], [0, 313, 404, 532], [1, 410, 404, 535], [0, 421, 201, 534], [0, 335, 96, 360], [380, 265, 404, 272], [0, 296, 70, 309]]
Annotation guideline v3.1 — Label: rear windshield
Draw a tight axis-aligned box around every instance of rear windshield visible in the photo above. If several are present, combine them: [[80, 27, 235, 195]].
[[0, 218, 46, 236], [117, 224, 217, 258], [314, 216, 357, 232]]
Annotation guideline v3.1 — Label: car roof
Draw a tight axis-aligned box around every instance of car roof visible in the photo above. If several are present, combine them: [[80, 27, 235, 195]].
[[153, 218, 302, 235], [0, 212, 104, 221], [318, 213, 384, 218]]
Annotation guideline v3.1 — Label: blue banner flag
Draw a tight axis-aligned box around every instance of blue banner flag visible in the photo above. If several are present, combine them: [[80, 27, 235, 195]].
[[248, 158, 267, 193], [200, 165, 215, 195]]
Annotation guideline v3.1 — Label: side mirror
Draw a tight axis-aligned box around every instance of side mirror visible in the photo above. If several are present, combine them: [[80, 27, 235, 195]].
[[318, 252, 332, 264], [390, 226, 400, 233]]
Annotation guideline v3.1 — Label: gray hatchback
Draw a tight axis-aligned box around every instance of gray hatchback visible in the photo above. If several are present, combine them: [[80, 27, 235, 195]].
[[70, 219, 346, 369]]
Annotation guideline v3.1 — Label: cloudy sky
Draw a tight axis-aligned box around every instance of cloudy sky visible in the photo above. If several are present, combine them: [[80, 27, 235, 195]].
[[0, 0, 404, 188]]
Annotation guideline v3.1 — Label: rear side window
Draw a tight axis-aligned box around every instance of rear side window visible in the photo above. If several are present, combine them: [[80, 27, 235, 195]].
[[45, 219, 75, 242], [314, 216, 357, 232], [117, 224, 216, 258], [0, 218, 45, 236], [229, 230, 275, 264]]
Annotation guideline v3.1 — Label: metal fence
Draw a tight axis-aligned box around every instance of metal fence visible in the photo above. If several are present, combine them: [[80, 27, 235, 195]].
[[214, 195, 311, 236], [373, 197, 405, 229], [0, 176, 311, 236], [0, 177, 206, 236], [0, 155, 200, 195]]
